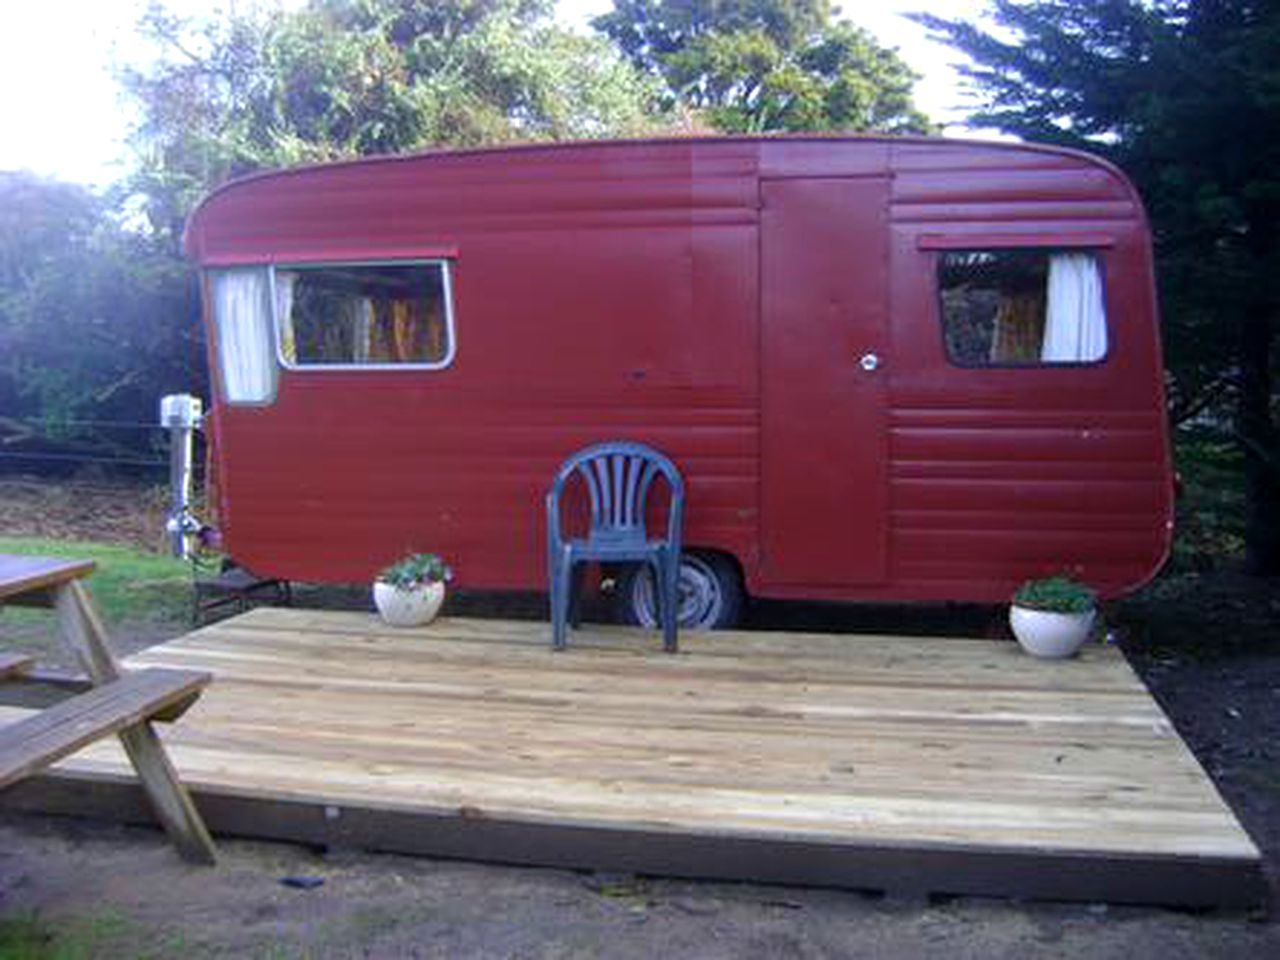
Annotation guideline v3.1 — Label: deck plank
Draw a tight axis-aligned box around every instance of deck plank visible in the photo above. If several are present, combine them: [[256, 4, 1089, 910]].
[[0, 610, 1264, 905]]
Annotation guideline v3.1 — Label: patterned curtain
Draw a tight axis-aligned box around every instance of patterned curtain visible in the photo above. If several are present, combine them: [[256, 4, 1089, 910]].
[[989, 293, 1046, 363], [274, 271, 297, 364]]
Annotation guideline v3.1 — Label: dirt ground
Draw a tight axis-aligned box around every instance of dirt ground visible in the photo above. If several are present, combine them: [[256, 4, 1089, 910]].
[[3, 813, 1279, 960], [0, 476, 172, 551], [1, 476, 1278, 958]]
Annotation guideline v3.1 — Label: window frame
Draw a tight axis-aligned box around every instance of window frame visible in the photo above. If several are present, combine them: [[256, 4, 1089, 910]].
[[932, 247, 1112, 370], [271, 258, 457, 373]]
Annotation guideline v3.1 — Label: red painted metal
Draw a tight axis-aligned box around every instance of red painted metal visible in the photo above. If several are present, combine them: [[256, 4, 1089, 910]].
[[917, 233, 1116, 250], [185, 135, 1175, 602], [760, 177, 889, 584]]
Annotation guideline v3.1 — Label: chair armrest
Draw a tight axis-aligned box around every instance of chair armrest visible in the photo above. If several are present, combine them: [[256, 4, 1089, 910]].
[[545, 491, 563, 554], [666, 484, 685, 550]]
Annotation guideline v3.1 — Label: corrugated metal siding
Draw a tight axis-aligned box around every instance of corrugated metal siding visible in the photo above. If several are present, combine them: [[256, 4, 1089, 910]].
[[193, 137, 1172, 600], [884, 143, 1172, 599], [199, 141, 764, 586]]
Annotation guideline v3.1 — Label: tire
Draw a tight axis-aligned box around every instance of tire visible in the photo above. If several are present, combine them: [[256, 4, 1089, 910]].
[[617, 551, 744, 630]]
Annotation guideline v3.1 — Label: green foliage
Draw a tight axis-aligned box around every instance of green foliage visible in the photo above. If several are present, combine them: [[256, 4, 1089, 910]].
[[593, 0, 932, 133], [122, 0, 668, 243], [377, 551, 453, 589], [3, 2, 671, 470], [1013, 575, 1098, 613], [916, 0, 1280, 573], [0, 172, 203, 463], [1171, 426, 1247, 570]]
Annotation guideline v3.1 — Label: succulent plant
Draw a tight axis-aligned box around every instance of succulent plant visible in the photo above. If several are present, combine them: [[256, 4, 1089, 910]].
[[1012, 575, 1097, 614], [377, 553, 453, 591]]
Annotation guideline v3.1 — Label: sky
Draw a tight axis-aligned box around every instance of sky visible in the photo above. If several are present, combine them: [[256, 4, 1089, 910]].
[[0, 0, 986, 187]]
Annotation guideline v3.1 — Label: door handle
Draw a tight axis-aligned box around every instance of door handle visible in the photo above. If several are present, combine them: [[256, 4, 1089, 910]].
[[859, 353, 881, 372]]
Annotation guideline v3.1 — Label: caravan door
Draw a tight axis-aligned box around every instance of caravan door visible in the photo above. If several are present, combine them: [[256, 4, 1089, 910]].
[[759, 177, 890, 586]]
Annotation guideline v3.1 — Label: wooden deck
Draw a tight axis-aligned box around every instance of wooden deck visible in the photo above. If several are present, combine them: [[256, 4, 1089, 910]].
[[0, 609, 1265, 906]]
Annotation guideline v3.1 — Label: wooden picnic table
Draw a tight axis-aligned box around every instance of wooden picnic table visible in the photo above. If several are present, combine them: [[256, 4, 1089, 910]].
[[0, 553, 216, 863]]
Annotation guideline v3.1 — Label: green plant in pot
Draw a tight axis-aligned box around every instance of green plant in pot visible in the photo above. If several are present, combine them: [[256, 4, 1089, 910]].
[[1009, 575, 1098, 659], [373, 552, 452, 627]]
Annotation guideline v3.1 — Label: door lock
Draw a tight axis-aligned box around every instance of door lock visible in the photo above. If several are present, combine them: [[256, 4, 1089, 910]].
[[859, 353, 881, 372]]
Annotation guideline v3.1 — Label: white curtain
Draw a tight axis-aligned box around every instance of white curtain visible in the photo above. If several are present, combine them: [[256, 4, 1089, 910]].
[[274, 270, 297, 364], [1042, 253, 1108, 362], [211, 268, 275, 402]]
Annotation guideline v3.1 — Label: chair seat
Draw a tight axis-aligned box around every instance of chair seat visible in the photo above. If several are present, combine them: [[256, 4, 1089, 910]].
[[563, 538, 671, 563]]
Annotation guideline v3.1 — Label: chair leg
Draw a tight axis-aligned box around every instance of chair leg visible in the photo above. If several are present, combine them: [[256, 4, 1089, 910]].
[[551, 553, 571, 651], [660, 555, 680, 655], [550, 566, 562, 650]]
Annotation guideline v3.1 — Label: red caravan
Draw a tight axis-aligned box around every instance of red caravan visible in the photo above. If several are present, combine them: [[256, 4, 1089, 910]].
[[183, 135, 1174, 627]]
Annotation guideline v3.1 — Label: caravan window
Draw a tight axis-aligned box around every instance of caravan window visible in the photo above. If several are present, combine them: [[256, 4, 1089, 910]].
[[938, 251, 1108, 366], [275, 261, 455, 369]]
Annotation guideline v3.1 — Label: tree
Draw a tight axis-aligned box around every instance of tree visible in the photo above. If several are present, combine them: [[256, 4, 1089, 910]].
[[916, 1, 1280, 574], [0, 0, 669, 469], [593, 0, 932, 133], [121, 0, 667, 244], [0, 173, 203, 463]]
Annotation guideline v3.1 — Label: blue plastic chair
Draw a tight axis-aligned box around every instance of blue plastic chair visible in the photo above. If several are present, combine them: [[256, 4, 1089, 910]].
[[546, 442, 684, 652]]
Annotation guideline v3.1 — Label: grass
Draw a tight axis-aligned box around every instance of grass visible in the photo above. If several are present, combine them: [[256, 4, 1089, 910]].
[[0, 537, 191, 630], [0, 909, 186, 960]]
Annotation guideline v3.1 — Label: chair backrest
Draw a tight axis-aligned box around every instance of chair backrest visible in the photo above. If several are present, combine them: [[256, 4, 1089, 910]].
[[548, 442, 684, 545]]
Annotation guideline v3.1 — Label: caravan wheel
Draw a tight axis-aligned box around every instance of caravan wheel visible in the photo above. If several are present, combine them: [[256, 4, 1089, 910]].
[[618, 552, 743, 630]]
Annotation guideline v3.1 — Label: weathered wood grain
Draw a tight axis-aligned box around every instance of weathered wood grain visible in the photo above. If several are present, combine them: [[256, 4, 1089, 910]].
[[0, 555, 95, 601], [1, 554, 218, 865], [0, 610, 1264, 904], [0, 669, 209, 788], [0, 653, 35, 681]]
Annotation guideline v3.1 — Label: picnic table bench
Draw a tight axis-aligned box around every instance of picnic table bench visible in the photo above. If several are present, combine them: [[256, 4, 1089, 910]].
[[0, 554, 216, 863]]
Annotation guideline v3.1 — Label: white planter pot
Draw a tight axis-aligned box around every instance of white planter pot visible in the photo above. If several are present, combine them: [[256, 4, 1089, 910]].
[[373, 580, 445, 627], [1009, 605, 1096, 659]]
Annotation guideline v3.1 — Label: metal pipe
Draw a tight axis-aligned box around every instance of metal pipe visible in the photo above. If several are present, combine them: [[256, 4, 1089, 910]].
[[159, 394, 204, 559]]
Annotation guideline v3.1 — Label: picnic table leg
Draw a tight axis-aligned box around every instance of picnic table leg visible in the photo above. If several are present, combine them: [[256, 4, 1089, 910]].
[[53, 580, 218, 864], [53, 580, 121, 683], [115, 724, 217, 864]]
